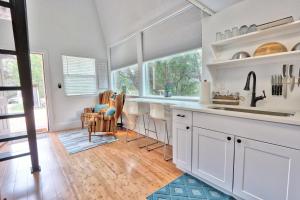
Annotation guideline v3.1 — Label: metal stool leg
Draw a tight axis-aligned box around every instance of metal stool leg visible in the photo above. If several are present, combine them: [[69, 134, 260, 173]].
[[126, 115, 145, 143], [138, 114, 154, 148], [163, 120, 172, 161], [147, 118, 164, 151]]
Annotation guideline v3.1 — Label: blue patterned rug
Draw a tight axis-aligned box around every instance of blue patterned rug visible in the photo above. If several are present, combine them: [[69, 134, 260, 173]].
[[58, 129, 118, 154], [147, 174, 235, 200]]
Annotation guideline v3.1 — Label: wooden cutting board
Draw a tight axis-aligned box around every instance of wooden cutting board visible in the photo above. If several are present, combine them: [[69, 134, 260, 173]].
[[254, 42, 288, 57]]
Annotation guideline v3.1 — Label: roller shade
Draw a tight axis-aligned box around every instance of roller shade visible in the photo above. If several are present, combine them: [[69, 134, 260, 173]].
[[143, 6, 206, 61], [62, 55, 97, 96], [110, 35, 138, 71]]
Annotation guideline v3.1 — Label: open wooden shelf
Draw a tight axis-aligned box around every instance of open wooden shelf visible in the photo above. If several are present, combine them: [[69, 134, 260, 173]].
[[211, 21, 300, 51], [207, 50, 300, 69]]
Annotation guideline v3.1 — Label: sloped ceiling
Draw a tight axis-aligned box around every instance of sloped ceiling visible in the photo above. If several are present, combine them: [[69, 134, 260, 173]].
[[94, 0, 189, 45], [198, 0, 243, 12], [94, 0, 243, 45]]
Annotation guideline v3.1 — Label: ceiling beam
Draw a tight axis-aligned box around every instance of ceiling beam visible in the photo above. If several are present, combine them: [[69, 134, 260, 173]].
[[186, 0, 216, 15]]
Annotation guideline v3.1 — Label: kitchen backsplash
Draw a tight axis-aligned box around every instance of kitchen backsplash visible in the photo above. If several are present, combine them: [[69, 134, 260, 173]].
[[202, 0, 300, 111]]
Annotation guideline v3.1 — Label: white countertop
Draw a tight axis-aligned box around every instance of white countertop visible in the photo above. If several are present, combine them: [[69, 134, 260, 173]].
[[127, 97, 193, 106], [127, 97, 300, 126]]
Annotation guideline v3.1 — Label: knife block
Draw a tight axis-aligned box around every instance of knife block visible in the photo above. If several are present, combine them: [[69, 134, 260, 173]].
[[212, 95, 240, 105]]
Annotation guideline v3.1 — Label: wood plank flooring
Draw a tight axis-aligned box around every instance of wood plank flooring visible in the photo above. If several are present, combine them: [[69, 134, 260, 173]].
[[0, 130, 182, 200]]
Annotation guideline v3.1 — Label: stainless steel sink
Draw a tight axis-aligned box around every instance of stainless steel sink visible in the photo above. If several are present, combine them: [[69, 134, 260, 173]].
[[209, 107, 295, 117]]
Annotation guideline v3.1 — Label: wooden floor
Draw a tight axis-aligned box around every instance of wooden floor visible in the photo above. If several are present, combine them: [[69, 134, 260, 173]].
[[0, 130, 182, 200]]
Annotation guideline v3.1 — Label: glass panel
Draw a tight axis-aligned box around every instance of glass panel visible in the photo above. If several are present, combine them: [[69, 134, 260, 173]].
[[1, 90, 24, 114], [0, 7, 14, 50], [0, 55, 20, 86], [144, 49, 202, 97], [112, 64, 139, 96]]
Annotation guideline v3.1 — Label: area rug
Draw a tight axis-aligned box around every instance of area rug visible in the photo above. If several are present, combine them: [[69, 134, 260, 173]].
[[147, 174, 235, 200], [58, 129, 118, 154]]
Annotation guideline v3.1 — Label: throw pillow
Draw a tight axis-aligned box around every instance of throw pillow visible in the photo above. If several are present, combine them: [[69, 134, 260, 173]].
[[94, 104, 108, 113], [105, 107, 116, 116]]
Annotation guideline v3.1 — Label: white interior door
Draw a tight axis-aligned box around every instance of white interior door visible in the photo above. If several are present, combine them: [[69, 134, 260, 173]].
[[192, 127, 234, 192], [234, 137, 300, 200]]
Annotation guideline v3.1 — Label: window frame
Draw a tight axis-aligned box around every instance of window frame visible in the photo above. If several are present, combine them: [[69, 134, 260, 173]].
[[111, 64, 139, 97], [142, 48, 202, 99], [108, 7, 206, 101], [62, 55, 98, 97]]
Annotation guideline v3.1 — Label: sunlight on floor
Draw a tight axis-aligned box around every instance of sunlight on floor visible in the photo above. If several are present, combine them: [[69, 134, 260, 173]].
[[8, 108, 48, 133]]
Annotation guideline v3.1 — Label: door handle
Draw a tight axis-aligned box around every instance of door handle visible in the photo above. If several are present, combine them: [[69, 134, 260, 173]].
[[237, 139, 242, 143], [227, 136, 231, 141], [186, 126, 190, 130]]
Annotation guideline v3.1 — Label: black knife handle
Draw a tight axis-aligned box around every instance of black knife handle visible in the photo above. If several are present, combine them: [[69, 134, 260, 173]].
[[276, 85, 279, 95], [272, 85, 275, 95], [279, 85, 282, 96]]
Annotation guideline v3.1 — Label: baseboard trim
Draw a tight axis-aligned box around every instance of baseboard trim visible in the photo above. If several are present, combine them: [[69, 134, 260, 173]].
[[51, 120, 81, 132]]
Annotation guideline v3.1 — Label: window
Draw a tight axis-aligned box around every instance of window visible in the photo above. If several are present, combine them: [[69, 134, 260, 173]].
[[144, 49, 202, 97], [62, 55, 97, 96], [111, 64, 139, 96]]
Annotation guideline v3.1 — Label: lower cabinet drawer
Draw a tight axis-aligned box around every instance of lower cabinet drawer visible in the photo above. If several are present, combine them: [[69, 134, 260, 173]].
[[173, 109, 192, 125]]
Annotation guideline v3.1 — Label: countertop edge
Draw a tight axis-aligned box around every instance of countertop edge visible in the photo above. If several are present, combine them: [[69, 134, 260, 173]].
[[171, 104, 300, 127]]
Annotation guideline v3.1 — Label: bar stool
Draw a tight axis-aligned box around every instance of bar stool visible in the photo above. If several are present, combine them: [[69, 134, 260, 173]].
[[123, 101, 148, 143], [147, 103, 172, 161]]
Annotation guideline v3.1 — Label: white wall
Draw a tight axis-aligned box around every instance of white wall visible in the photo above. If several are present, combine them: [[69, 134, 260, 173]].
[[202, 0, 300, 111], [0, 0, 107, 131]]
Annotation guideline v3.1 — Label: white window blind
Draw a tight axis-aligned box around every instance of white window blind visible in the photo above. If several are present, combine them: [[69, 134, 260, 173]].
[[143, 6, 208, 61], [110, 35, 138, 71], [62, 55, 97, 96]]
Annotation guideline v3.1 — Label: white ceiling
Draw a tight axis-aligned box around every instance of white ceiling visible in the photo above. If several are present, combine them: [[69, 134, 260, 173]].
[[0, 0, 243, 45], [94, 0, 243, 46], [94, 0, 189, 45], [198, 0, 243, 12]]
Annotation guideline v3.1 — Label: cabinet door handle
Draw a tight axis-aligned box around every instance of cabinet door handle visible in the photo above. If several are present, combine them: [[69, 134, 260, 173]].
[[186, 126, 190, 130], [227, 137, 231, 141], [237, 139, 242, 143], [176, 114, 185, 118]]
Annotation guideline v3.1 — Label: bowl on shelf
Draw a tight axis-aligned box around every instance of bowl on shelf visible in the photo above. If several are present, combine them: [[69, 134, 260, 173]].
[[231, 51, 251, 60], [254, 42, 287, 57], [291, 42, 300, 51]]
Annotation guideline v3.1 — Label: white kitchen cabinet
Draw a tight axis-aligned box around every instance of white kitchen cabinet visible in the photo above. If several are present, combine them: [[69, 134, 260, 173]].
[[173, 122, 192, 172], [192, 127, 234, 192], [234, 137, 300, 200]]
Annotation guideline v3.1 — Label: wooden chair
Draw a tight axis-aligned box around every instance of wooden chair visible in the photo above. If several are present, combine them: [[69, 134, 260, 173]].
[[80, 90, 113, 128], [87, 92, 125, 142]]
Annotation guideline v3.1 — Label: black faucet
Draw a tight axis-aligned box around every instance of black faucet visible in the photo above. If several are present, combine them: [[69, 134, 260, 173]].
[[244, 71, 266, 107]]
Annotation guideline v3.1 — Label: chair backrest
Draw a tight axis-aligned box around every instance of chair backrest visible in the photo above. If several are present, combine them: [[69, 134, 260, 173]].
[[113, 92, 126, 120], [150, 103, 165, 120], [99, 90, 113, 104]]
